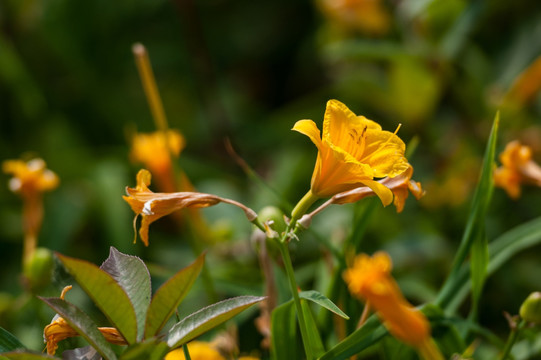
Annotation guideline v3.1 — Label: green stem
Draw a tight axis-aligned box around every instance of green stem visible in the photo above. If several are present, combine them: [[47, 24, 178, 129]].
[[499, 320, 525, 360], [182, 344, 192, 360], [290, 190, 319, 226], [278, 240, 315, 360]]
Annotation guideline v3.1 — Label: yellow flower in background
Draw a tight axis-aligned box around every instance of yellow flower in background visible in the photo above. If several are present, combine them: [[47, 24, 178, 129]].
[[293, 99, 408, 205], [123, 169, 256, 246], [165, 341, 225, 360], [505, 55, 541, 106], [3, 158, 59, 198], [318, 0, 390, 35], [343, 252, 430, 348], [332, 164, 424, 212], [494, 140, 541, 199], [130, 129, 185, 192], [3, 158, 59, 266]]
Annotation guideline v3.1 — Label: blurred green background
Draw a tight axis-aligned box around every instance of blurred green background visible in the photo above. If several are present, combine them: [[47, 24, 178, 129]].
[[1, 0, 541, 355]]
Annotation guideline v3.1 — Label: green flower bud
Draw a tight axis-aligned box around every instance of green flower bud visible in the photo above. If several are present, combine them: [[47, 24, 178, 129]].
[[520, 292, 541, 324], [258, 206, 286, 234], [23, 247, 54, 293]]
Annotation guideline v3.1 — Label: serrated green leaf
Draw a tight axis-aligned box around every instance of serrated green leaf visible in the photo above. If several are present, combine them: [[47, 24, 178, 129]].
[[299, 290, 349, 320], [0, 327, 24, 353], [145, 253, 205, 337], [301, 299, 325, 358], [270, 300, 297, 360], [39, 297, 117, 360], [56, 253, 138, 344], [319, 315, 387, 360], [0, 351, 59, 359], [101, 247, 151, 341], [167, 296, 265, 349]]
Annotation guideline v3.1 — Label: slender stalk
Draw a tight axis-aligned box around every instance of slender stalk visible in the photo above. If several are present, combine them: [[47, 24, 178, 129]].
[[499, 319, 525, 360], [182, 344, 192, 360], [290, 190, 318, 226], [278, 239, 315, 360]]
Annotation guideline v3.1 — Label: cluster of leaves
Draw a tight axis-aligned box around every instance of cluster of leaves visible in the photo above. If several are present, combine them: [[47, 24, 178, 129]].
[[0, 248, 263, 360]]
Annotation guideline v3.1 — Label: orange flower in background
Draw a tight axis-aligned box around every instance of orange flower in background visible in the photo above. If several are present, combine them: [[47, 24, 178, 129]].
[[123, 169, 256, 246], [343, 252, 430, 347], [293, 99, 408, 205], [332, 164, 424, 212], [3, 158, 59, 265], [494, 140, 541, 199], [130, 129, 185, 192], [318, 0, 391, 35], [165, 341, 225, 360]]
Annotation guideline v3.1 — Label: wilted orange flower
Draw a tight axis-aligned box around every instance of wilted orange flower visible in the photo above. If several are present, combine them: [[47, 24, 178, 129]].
[[123, 169, 257, 246], [343, 252, 430, 348], [332, 164, 424, 212], [43, 286, 127, 355], [319, 0, 390, 35], [165, 341, 225, 360], [494, 140, 541, 199], [293, 100, 408, 205]]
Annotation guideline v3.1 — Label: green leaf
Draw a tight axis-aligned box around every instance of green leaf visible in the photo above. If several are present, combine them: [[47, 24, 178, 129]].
[[436, 112, 499, 310], [119, 339, 169, 360], [56, 253, 138, 344], [39, 297, 118, 360], [0, 327, 24, 352], [301, 299, 325, 358], [444, 216, 541, 314], [319, 315, 387, 360], [167, 296, 265, 349], [0, 351, 59, 359], [145, 253, 205, 337], [470, 227, 489, 318], [270, 300, 297, 360], [101, 247, 151, 341], [299, 290, 349, 320]]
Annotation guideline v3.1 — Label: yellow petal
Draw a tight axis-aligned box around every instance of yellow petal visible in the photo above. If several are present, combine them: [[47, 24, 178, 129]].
[[292, 119, 322, 149], [361, 180, 393, 206]]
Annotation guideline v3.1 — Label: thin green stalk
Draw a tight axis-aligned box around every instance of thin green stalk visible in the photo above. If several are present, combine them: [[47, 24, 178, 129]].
[[183, 344, 192, 360], [278, 239, 315, 360], [499, 319, 525, 360]]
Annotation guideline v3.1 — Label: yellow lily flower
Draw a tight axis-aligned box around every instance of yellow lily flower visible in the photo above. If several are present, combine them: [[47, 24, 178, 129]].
[[293, 100, 408, 205], [123, 169, 257, 246], [494, 140, 541, 199], [343, 252, 443, 359], [318, 0, 391, 35], [165, 341, 225, 360]]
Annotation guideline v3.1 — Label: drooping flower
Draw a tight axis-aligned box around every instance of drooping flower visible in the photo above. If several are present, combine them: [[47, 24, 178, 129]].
[[123, 169, 257, 246], [343, 252, 432, 349], [493, 140, 541, 199], [292, 100, 409, 205], [165, 341, 225, 360]]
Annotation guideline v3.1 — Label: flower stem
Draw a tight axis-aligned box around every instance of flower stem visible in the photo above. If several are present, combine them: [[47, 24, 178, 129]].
[[290, 190, 318, 226], [499, 319, 525, 360], [182, 344, 192, 360], [278, 239, 315, 360], [417, 338, 445, 360]]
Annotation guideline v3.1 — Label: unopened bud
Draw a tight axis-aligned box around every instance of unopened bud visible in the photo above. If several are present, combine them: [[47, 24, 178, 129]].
[[24, 247, 54, 293], [258, 206, 286, 233], [520, 292, 541, 324]]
